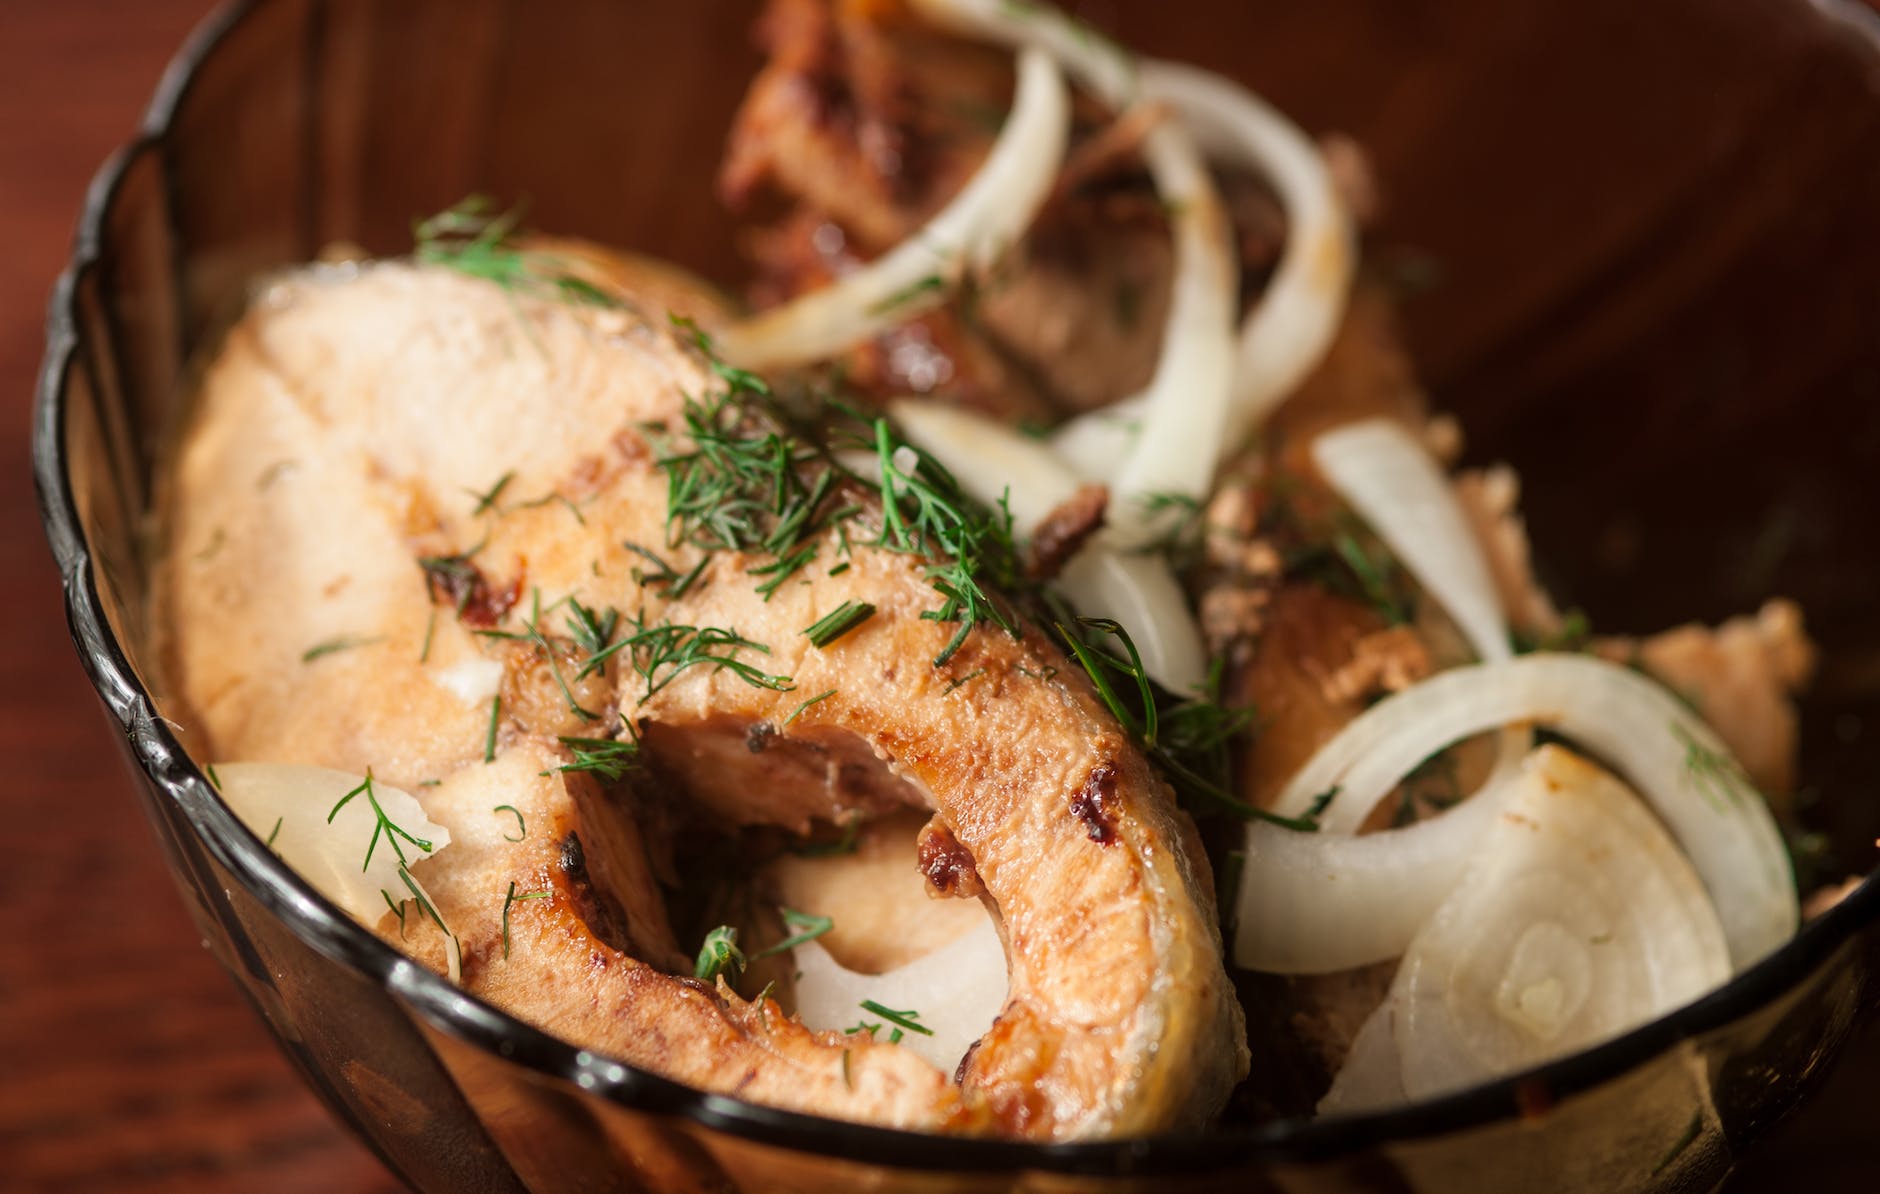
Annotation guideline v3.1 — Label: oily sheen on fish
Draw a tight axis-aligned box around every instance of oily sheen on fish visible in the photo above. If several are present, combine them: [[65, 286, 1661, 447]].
[[156, 256, 1246, 1138]]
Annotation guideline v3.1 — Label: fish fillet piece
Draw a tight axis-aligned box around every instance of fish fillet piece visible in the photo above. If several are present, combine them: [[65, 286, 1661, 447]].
[[394, 742, 969, 1130], [158, 257, 1245, 1138]]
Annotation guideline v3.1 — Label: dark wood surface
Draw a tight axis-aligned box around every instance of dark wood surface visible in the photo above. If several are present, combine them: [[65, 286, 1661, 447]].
[[0, 3, 1871, 1191]]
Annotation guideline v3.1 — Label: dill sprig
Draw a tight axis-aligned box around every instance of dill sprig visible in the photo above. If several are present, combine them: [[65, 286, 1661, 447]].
[[589, 610, 794, 704], [803, 600, 877, 649], [502, 880, 553, 959], [858, 1000, 933, 1045], [782, 689, 837, 727], [869, 418, 1023, 666], [1052, 615, 1315, 831], [302, 635, 385, 663], [565, 597, 620, 678], [493, 804, 527, 842], [414, 196, 621, 309], [651, 318, 851, 601], [749, 909, 835, 961], [476, 588, 599, 721], [552, 734, 641, 781], [468, 471, 515, 516], [328, 769, 434, 872], [694, 925, 746, 984]]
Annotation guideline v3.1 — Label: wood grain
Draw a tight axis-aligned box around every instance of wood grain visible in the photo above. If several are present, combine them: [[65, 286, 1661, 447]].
[[0, 2, 1870, 1192]]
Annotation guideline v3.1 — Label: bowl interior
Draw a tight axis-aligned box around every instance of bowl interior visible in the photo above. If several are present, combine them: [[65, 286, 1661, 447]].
[[38, 0, 1880, 1184]]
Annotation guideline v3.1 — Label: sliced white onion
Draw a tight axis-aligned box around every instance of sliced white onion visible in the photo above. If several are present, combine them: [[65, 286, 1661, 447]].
[[1312, 418, 1509, 664], [792, 911, 1009, 1074], [1326, 747, 1732, 1110], [908, 0, 1240, 550], [889, 399, 1205, 692], [1048, 398, 1141, 479], [1234, 767, 1521, 975], [1050, 59, 1356, 474], [213, 762, 462, 982], [1259, 654, 1796, 969], [714, 47, 1070, 370], [1140, 60, 1355, 447]]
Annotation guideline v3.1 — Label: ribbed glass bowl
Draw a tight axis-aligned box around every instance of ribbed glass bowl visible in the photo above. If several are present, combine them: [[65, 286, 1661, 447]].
[[33, 0, 1880, 1189]]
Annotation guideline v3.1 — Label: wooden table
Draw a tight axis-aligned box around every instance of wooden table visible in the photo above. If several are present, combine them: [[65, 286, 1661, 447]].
[[0, 2, 1871, 1190]]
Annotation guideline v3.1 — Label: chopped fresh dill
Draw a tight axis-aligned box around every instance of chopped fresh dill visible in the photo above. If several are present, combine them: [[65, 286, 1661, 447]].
[[650, 319, 846, 600], [204, 763, 222, 791], [328, 769, 435, 872], [782, 689, 837, 728], [265, 817, 283, 850], [586, 610, 793, 704], [468, 471, 515, 516], [381, 889, 410, 939], [804, 600, 877, 649], [1053, 615, 1311, 830], [942, 668, 987, 695], [419, 607, 439, 664], [870, 418, 1022, 666], [551, 734, 640, 781], [501, 880, 553, 959], [564, 597, 620, 677], [397, 866, 457, 965], [694, 925, 746, 985], [302, 635, 385, 663], [749, 909, 835, 961], [493, 803, 527, 842], [484, 694, 501, 763], [414, 196, 622, 310], [1333, 532, 1410, 625], [476, 588, 599, 721], [858, 1000, 933, 1039], [797, 816, 862, 857]]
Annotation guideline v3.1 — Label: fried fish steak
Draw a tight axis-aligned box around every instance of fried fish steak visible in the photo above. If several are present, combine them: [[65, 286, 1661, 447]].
[[156, 256, 1247, 1138]]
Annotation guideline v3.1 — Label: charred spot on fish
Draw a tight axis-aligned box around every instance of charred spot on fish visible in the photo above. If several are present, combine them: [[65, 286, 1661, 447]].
[[420, 553, 519, 628], [559, 831, 635, 955], [917, 819, 986, 899], [954, 1037, 983, 1086], [1026, 484, 1108, 582], [1069, 762, 1121, 845], [746, 721, 779, 754]]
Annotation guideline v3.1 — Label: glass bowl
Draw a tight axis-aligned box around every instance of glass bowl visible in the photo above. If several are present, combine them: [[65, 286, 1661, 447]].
[[33, 0, 1880, 1189]]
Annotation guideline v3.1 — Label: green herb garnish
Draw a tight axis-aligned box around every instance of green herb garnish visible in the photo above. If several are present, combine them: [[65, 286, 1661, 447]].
[[858, 1000, 933, 1042], [502, 880, 553, 959], [328, 769, 434, 871], [302, 635, 385, 663], [804, 601, 877, 649], [749, 909, 835, 961], [782, 689, 837, 728], [694, 925, 746, 984], [493, 803, 526, 842], [551, 735, 640, 781]]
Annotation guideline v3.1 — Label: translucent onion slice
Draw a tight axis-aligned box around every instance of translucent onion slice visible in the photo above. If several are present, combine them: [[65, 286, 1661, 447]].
[[1233, 767, 1521, 975], [1311, 418, 1509, 664], [1261, 654, 1796, 969], [889, 399, 1206, 692], [792, 911, 1009, 1074], [1140, 60, 1355, 447], [713, 47, 1070, 370], [1324, 747, 1732, 1111], [213, 762, 461, 981], [908, 0, 1240, 550]]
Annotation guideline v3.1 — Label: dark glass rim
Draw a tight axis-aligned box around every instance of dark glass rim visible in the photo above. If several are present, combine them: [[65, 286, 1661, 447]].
[[30, 0, 1880, 1175]]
